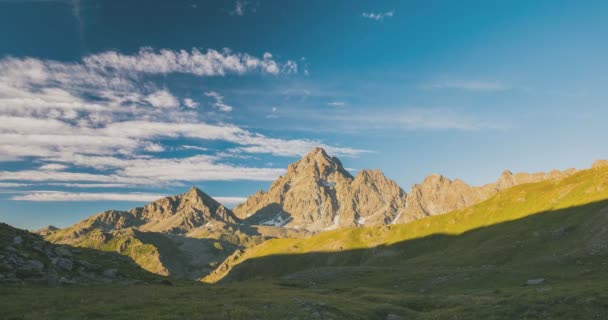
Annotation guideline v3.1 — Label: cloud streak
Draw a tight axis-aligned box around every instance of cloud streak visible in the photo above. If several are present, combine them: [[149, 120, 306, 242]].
[[428, 80, 509, 91], [362, 11, 394, 21], [11, 191, 248, 205]]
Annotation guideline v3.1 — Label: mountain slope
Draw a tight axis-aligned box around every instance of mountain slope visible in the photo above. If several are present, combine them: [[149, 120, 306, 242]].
[[393, 167, 577, 224], [66, 187, 238, 235], [45, 187, 249, 279], [234, 147, 407, 231], [1, 223, 157, 285], [204, 163, 608, 283]]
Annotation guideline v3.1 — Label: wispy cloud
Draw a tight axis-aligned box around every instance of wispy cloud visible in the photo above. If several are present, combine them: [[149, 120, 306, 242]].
[[204, 91, 233, 112], [230, 0, 257, 16], [0, 182, 29, 188], [181, 145, 208, 151], [11, 191, 168, 202], [362, 11, 394, 21], [0, 47, 366, 189], [327, 101, 346, 107], [39, 163, 69, 171], [428, 80, 509, 91], [11, 191, 247, 205], [281, 108, 504, 133], [83, 47, 290, 76], [183, 98, 199, 108], [145, 90, 180, 108]]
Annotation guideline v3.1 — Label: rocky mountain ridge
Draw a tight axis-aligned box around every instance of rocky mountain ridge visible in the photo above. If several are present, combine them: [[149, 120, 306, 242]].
[[233, 147, 408, 231], [42, 147, 592, 280]]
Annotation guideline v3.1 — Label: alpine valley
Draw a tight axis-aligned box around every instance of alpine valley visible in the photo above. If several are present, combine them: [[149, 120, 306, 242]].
[[3, 148, 608, 319]]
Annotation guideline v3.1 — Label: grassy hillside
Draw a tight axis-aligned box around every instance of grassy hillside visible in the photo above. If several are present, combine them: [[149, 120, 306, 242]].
[[205, 165, 608, 282]]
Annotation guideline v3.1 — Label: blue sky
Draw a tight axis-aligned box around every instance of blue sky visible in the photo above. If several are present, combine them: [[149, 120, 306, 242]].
[[1, 0, 607, 230]]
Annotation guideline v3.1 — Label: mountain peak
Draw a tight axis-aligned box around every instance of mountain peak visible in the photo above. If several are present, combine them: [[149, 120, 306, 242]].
[[301, 147, 332, 163], [184, 186, 206, 198], [185, 186, 203, 196], [287, 147, 351, 179]]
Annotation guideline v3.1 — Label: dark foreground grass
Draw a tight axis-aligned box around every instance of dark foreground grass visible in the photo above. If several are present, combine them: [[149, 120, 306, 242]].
[[2, 269, 608, 320]]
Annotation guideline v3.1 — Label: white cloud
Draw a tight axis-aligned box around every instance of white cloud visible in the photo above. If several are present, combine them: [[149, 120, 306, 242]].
[[327, 101, 346, 107], [11, 191, 167, 202], [11, 191, 248, 205], [183, 98, 199, 108], [83, 47, 292, 76], [39, 163, 68, 171], [324, 109, 497, 131], [204, 91, 233, 112], [0, 48, 369, 189], [182, 145, 208, 151], [46, 183, 133, 188], [145, 90, 180, 108], [0, 182, 29, 188], [428, 80, 509, 91], [362, 11, 394, 21]]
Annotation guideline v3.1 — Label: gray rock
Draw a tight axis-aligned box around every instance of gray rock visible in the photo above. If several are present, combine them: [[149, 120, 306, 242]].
[[7, 255, 19, 266], [54, 246, 72, 257], [386, 314, 404, 320], [6, 246, 17, 252], [527, 278, 545, 285], [54, 258, 73, 271], [32, 243, 45, 253], [78, 260, 101, 271], [310, 311, 321, 318], [103, 268, 118, 278], [27, 260, 45, 272], [59, 277, 77, 285], [13, 236, 23, 246]]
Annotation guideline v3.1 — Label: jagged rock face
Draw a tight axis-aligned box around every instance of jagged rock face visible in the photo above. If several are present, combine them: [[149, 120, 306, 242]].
[[339, 169, 408, 227], [79, 187, 237, 234], [234, 147, 408, 231], [393, 168, 578, 224]]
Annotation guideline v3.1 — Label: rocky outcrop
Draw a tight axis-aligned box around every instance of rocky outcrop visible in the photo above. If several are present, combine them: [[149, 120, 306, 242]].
[[0, 223, 148, 286], [393, 168, 578, 224], [234, 147, 408, 231], [339, 169, 408, 227], [68, 187, 238, 235]]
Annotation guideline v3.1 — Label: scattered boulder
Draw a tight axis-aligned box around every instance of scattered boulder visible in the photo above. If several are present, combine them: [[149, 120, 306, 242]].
[[54, 246, 72, 257], [59, 277, 77, 285], [527, 278, 545, 286], [54, 258, 74, 271], [13, 236, 23, 246], [25, 259, 44, 272], [103, 268, 118, 279], [386, 314, 404, 320]]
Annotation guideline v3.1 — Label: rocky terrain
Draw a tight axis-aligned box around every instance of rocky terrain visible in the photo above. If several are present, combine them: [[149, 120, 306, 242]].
[[234, 147, 408, 231], [394, 167, 578, 224], [0, 223, 155, 286]]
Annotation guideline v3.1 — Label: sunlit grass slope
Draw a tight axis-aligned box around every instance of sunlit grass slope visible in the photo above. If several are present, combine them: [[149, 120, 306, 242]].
[[205, 164, 608, 283]]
